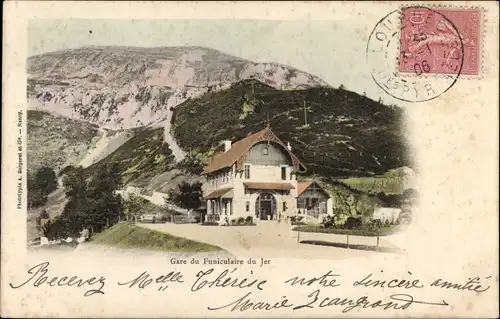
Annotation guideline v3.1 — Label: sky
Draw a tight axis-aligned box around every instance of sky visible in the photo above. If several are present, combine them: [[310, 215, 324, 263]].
[[27, 18, 404, 106]]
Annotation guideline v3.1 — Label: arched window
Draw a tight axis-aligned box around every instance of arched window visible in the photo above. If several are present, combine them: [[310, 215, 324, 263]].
[[255, 193, 277, 220]]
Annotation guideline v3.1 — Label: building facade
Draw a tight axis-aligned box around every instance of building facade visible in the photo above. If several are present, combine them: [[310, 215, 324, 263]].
[[202, 126, 333, 223], [296, 180, 331, 219]]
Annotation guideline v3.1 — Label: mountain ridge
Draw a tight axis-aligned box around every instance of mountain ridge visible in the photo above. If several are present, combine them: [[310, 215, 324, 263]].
[[27, 45, 329, 130], [173, 79, 409, 178]]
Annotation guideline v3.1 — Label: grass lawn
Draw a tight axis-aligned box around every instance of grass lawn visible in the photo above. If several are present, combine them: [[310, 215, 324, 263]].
[[339, 176, 402, 195], [90, 222, 223, 252], [337, 166, 414, 195], [293, 224, 404, 237]]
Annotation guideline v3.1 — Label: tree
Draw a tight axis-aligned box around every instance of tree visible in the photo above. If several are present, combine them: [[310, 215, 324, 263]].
[[168, 182, 203, 211], [28, 167, 58, 209], [44, 163, 124, 239], [35, 167, 58, 195], [40, 210, 50, 219], [85, 162, 123, 232], [177, 152, 206, 175], [28, 188, 48, 209], [36, 209, 50, 231], [43, 215, 73, 240], [329, 184, 358, 224], [355, 194, 381, 218], [163, 196, 176, 223], [124, 194, 149, 222], [46, 167, 91, 238], [62, 166, 87, 200], [59, 165, 76, 177], [402, 188, 418, 203]]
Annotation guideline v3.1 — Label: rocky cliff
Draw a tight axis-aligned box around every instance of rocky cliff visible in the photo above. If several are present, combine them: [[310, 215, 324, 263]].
[[27, 46, 328, 130]]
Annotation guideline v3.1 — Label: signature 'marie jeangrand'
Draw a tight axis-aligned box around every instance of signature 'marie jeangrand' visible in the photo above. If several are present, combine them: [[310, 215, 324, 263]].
[[207, 289, 450, 313]]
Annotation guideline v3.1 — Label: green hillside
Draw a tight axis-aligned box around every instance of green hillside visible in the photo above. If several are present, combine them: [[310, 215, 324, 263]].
[[27, 110, 102, 174], [84, 127, 175, 186], [173, 80, 409, 178]]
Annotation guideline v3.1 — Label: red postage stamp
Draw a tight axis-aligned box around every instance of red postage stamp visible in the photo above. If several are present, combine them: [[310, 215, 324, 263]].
[[399, 6, 482, 76]]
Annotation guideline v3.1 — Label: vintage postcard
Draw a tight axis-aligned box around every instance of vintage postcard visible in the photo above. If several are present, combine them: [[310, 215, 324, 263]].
[[1, 1, 499, 318]]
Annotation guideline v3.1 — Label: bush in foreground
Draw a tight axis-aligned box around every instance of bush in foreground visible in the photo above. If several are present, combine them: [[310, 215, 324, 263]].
[[202, 221, 219, 226], [293, 224, 402, 237], [290, 215, 306, 225]]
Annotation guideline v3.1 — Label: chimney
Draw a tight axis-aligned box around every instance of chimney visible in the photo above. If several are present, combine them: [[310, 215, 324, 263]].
[[223, 140, 232, 152], [287, 142, 292, 151]]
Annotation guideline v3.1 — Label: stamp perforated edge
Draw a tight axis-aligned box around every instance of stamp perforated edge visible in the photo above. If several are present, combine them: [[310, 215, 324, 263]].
[[395, 3, 486, 80]]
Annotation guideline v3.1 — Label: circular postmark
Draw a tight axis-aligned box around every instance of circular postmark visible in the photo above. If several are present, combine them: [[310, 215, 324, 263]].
[[366, 6, 464, 103]]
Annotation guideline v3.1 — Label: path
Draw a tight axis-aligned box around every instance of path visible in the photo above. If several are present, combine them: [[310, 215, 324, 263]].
[[159, 109, 185, 162], [139, 222, 401, 260]]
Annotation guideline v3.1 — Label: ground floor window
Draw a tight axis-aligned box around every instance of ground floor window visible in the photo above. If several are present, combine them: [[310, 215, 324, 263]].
[[297, 197, 327, 217], [207, 198, 233, 216]]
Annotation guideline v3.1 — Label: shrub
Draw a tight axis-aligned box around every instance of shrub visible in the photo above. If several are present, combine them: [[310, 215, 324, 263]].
[[400, 217, 408, 225], [230, 218, 237, 226], [194, 216, 201, 223], [291, 215, 307, 226], [321, 215, 335, 229], [290, 215, 304, 223], [202, 221, 219, 226], [206, 214, 220, 223], [237, 217, 245, 225], [245, 216, 253, 225], [344, 216, 363, 229], [366, 219, 384, 232], [398, 210, 412, 224], [293, 225, 400, 237]]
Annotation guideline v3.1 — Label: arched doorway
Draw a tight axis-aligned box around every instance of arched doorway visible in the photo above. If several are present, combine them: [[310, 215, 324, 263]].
[[255, 193, 277, 220]]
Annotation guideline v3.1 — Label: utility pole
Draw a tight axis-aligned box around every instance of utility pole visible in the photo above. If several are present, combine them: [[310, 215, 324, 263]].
[[312, 151, 316, 179], [303, 100, 307, 125]]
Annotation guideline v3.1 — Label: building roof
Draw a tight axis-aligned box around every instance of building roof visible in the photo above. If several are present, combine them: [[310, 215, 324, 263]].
[[296, 180, 330, 197], [296, 181, 314, 196], [202, 126, 306, 174], [243, 182, 295, 191], [203, 187, 233, 200]]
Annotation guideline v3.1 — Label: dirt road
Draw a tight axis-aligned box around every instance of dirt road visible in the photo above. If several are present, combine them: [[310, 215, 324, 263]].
[[140, 221, 401, 260]]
